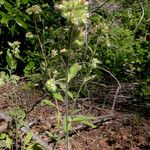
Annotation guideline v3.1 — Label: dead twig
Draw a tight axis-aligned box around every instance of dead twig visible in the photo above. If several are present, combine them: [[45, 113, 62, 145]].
[[134, 0, 145, 32], [97, 67, 121, 115], [0, 112, 53, 150]]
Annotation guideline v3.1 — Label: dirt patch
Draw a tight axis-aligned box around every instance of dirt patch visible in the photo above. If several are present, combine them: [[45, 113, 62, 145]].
[[0, 81, 150, 150]]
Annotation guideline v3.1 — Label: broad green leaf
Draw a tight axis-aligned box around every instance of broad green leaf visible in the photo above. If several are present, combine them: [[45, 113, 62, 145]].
[[42, 99, 57, 108], [22, 0, 28, 4], [14, 53, 24, 62], [0, 0, 5, 5], [68, 63, 80, 82], [53, 93, 64, 102], [0, 133, 7, 140], [45, 131, 60, 141], [3, 1, 12, 11], [6, 135, 12, 150], [24, 131, 33, 146], [6, 50, 17, 70], [16, 0, 20, 8], [26, 143, 44, 150], [0, 12, 11, 24], [15, 17, 28, 29]]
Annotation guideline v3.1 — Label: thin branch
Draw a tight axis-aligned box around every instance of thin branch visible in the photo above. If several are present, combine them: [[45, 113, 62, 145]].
[[90, 0, 109, 13], [97, 67, 121, 115], [35, 21, 51, 78], [134, 0, 145, 32]]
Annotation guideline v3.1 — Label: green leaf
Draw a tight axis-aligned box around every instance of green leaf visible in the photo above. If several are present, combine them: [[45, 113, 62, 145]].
[[26, 143, 44, 150], [0, 133, 7, 140], [59, 82, 74, 100], [0, 0, 5, 5], [15, 17, 28, 29], [0, 12, 11, 24], [24, 131, 33, 146], [16, 0, 20, 8], [6, 50, 17, 71], [45, 131, 60, 141], [45, 79, 57, 92], [42, 99, 57, 109], [80, 120, 96, 128], [0, 79, 5, 87], [3, 1, 12, 11], [63, 116, 72, 133], [14, 53, 24, 62], [22, 0, 28, 4], [53, 93, 64, 102], [84, 75, 96, 83], [72, 115, 96, 122], [68, 63, 80, 82], [6, 135, 12, 150], [55, 111, 62, 127]]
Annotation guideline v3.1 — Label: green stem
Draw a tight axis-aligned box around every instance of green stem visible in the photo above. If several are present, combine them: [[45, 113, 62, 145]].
[[65, 25, 73, 150]]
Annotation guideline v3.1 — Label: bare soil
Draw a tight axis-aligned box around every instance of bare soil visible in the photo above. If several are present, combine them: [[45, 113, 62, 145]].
[[0, 82, 150, 150]]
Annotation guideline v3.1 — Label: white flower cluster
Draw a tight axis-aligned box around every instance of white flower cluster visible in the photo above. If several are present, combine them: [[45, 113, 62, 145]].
[[58, 0, 89, 25]]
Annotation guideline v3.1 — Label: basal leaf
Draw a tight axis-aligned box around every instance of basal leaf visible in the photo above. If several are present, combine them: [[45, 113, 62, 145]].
[[42, 99, 57, 109]]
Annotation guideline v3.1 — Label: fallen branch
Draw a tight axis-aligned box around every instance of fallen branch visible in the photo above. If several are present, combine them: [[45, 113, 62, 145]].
[[21, 126, 54, 150], [0, 112, 12, 133], [70, 115, 113, 134], [0, 112, 53, 150], [48, 114, 113, 143]]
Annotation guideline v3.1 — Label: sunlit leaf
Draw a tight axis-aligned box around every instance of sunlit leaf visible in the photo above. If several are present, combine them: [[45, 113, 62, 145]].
[[72, 115, 96, 122], [68, 63, 80, 82], [53, 93, 64, 102], [42, 99, 57, 109], [15, 17, 28, 29], [80, 120, 96, 128], [6, 135, 12, 150], [24, 131, 33, 146], [0, 0, 5, 5], [45, 79, 57, 92], [16, 0, 20, 8]]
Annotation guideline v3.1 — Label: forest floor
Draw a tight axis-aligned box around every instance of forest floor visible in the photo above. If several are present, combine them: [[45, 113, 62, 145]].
[[0, 81, 150, 150]]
